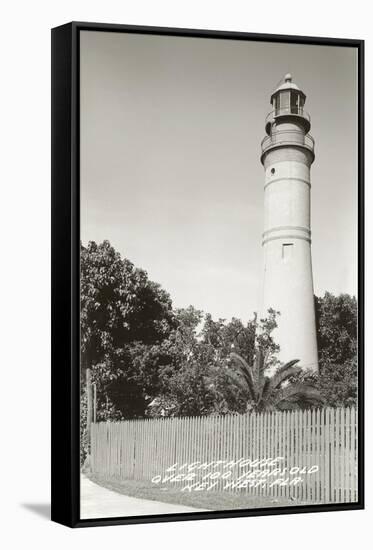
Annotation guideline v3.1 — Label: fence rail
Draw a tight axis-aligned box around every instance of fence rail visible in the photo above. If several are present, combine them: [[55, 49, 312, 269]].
[[90, 407, 358, 504]]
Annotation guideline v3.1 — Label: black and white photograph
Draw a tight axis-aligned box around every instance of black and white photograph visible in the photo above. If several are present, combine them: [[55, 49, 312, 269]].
[[76, 28, 362, 521], [2, 0, 372, 547]]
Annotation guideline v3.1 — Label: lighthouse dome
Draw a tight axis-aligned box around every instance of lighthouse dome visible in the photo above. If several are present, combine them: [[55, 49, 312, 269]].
[[271, 74, 305, 99], [266, 73, 310, 134]]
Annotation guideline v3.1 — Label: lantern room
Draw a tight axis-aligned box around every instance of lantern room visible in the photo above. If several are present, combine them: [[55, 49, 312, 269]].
[[265, 74, 310, 134]]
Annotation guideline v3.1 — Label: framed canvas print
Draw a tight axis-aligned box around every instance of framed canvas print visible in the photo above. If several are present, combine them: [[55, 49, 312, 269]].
[[51, 22, 364, 527]]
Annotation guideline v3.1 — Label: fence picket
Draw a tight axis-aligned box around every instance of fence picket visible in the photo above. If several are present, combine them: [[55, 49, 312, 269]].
[[89, 407, 358, 504]]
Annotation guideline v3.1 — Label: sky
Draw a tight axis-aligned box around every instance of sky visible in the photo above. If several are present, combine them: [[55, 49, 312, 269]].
[[80, 31, 358, 323]]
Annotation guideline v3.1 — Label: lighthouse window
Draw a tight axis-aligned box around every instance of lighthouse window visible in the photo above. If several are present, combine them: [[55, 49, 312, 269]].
[[279, 91, 290, 112], [282, 243, 294, 261], [291, 91, 299, 114], [271, 168, 275, 175]]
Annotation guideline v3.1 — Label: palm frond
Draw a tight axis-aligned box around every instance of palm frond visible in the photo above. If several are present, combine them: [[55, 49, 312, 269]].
[[253, 348, 263, 379], [258, 376, 271, 405], [269, 360, 301, 391], [229, 352, 257, 399], [274, 383, 324, 407], [253, 348, 273, 391], [225, 369, 255, 400]]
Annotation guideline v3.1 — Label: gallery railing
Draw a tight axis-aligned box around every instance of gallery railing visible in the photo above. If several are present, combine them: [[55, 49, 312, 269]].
[[261, 131, 315, 155]]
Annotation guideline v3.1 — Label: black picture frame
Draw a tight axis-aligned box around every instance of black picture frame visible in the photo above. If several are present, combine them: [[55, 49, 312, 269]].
[[51, 21, 365, 528]]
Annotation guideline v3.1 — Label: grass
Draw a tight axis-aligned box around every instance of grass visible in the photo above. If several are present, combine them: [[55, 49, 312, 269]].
[[87, 473, 303, 511]]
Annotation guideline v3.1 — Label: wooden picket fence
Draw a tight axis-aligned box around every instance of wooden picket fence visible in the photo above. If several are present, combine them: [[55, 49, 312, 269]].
[[90, 407, 358, 504]]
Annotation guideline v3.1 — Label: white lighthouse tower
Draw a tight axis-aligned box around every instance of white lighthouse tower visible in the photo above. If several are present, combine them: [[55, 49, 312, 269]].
[[260, 74, 318, 372]]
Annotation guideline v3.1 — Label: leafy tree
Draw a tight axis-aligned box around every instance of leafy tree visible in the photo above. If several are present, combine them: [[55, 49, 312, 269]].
[[80, 240, 177, 419], [147, 308, 250, 417], [81, 240, 175, 368], [147, 309, 283, 417], [314, 292, 358, 407], [316, 358, 357, 407], [146, 306, 222, 417], [315, 292, 357, 365]]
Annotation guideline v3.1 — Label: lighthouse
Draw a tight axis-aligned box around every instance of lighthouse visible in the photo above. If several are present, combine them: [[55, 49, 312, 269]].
[[260, 74, 318, 372]]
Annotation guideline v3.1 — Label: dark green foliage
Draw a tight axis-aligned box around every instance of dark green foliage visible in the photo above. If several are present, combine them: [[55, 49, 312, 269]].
[[317, 358, 358, 407], [80, 240, 175, 370], [80, 240, 177, 431], [315, 292, 358, 407], [147, 307, 252, 417], [150, 309, 291, 416], [315, 292, 357, 365]]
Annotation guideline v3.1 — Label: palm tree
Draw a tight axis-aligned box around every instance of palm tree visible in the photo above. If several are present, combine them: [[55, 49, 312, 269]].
[[227, 349, 323, 412]]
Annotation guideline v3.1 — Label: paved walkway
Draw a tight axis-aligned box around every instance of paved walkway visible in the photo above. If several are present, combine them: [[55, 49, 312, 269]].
[[80, 476, 207, 519]]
